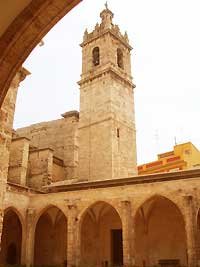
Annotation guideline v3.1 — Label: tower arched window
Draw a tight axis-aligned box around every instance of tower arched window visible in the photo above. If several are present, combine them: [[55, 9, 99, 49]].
[[117, 48, 123, 69], [93, 47, 100, 66]]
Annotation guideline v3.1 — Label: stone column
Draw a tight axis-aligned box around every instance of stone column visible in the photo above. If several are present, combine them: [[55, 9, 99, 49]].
[[121, 200, 135, 267], [21, 220, 27, 264], [0, 67, 30, 248], [183, 195, 198, 267], [24, 208, 35, 267], [67, 203, 80, 267]]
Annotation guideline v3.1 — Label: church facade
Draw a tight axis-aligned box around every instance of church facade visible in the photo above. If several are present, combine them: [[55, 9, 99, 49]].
[[0, 6, 200, 267]]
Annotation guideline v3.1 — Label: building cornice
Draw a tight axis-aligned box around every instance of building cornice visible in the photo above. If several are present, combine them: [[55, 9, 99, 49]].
[[46, 168, 200, 193]]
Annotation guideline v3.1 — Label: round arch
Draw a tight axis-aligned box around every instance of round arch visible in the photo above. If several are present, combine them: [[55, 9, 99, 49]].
[[34, 205, 68, 266], [0, 0, 82, 107], [134, 194, 187, 267]]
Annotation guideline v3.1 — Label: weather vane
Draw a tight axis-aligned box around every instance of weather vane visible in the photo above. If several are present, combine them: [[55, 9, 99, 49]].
[[105, 1, 108, 9]]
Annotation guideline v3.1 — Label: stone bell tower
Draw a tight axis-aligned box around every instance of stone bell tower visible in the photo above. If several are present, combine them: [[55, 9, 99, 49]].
[[78, 4, 137, 181]]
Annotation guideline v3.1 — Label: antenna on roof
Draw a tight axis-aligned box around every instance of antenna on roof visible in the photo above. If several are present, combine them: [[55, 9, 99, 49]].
[[174, 136, 177, 145], [154, 129, 159, 154]]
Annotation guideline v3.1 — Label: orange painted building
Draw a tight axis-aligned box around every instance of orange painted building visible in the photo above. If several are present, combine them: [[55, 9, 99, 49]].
[[138, 142, 200, 175]]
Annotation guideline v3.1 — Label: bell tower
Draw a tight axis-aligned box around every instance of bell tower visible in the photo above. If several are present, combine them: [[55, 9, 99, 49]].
[[78, 5, 137, 181]]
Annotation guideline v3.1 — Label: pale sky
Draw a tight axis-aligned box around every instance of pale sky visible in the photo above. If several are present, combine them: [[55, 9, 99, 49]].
[[13, 0, 200, 165]]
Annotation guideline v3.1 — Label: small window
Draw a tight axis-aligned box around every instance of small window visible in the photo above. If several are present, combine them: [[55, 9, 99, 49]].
[[184, 149, 191, 155], [93, 47, 100, 66], [117, 128, 120, 138], [117, 48, 123, 69]]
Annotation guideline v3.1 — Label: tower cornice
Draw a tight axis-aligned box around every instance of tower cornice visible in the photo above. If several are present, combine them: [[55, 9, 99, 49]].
[[78, 65, 135, 89]]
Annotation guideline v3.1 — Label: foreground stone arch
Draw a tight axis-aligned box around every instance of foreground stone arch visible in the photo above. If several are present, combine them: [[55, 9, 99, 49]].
[[0, 0, 82, 107], [80, 201, 123, 267], [134, 195, 187, 267], [34, 205, 68, 266], [0, 208, 23, 265]]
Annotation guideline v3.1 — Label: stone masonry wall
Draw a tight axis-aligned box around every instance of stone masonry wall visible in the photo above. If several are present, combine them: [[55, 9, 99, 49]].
[[16, 111, 79, 181], [27, 148, 53, 189], [8, 137, 30, 186]]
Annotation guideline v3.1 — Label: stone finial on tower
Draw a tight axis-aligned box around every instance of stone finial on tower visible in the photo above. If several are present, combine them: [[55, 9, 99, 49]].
[[100, 3, 114, 29], [124, 31, 129, 42], [83, 28, 88, 41]]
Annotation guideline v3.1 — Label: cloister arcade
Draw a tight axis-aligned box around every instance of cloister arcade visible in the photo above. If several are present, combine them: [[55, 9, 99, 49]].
[[0, 192, 199, 267]]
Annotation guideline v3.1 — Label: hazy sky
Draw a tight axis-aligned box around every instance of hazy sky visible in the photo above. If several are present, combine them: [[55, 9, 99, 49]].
[[13, 0, 200, 165]]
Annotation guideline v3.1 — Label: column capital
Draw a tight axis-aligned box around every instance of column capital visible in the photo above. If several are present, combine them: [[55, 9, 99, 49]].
[[64, 198, 80, 211], [18, 67, 31, 84], [67, 204, 77, 210], [10, 67, 31, 88], [183, 194, 193, 203], [120, 198, 131, 207], [26, 207, 35, 216], [26, 208, 36, 223]]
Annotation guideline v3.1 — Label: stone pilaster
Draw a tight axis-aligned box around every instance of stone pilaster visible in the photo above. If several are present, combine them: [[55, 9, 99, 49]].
[[0, 67, 30, 249], [24, 208, 35, 267], [121, 200, 135, 267], [67, 203, 80, 267], [183, 195, 198, 267]]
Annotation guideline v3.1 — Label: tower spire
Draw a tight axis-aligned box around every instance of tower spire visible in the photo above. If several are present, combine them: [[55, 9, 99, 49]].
[[100, 3, 113, 29]]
